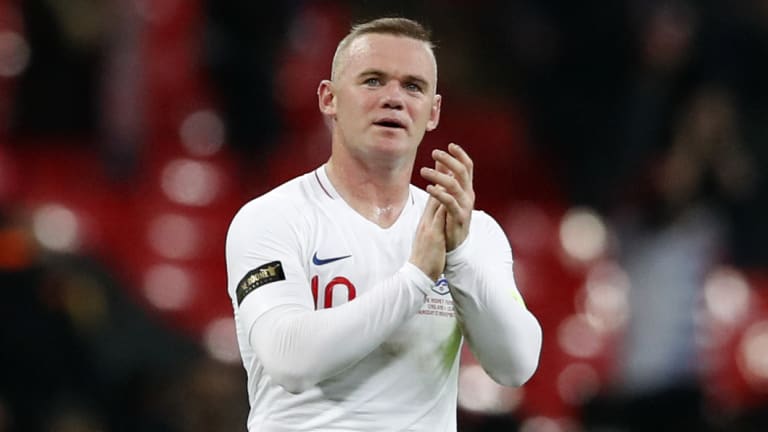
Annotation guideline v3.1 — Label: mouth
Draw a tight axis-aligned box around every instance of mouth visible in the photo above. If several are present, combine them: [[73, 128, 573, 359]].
[[373, 119, 406, 130]]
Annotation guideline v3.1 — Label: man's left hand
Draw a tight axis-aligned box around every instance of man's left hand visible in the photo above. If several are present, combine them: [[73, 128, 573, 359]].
[[419, 143, 475, 251]]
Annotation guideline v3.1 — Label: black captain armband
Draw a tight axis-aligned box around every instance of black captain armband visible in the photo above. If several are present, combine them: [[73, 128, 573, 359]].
[[236, 261, 286, 305]]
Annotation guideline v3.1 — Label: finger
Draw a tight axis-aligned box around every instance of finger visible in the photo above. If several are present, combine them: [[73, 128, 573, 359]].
[[433, 204, 447, 228], [426, 184, 462, 217], [421, 167, 475, 215], [420, 167, 463, 197], [448, 143, 474, 178], [431, 149, 469, 187], [422, 195, 441, 219], [421, 196, 445, 227], [435, 160, 450, 175]]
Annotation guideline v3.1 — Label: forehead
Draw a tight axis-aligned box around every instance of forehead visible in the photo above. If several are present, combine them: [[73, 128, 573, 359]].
[[339, 33, 437, 83]]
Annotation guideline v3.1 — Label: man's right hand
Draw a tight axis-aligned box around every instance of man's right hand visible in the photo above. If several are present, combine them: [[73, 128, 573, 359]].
[[409, 196, 447, 281]]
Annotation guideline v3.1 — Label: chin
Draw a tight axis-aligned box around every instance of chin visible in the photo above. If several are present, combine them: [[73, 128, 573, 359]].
[[357, 140, 414, 166], [372, 138, 414, 155]]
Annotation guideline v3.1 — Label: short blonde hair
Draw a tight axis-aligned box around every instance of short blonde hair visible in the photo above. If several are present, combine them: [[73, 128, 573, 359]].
[[331, 17, 435, 81]]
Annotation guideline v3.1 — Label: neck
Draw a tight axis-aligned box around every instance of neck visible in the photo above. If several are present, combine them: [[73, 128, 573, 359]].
[[325, 154, 413, 228]]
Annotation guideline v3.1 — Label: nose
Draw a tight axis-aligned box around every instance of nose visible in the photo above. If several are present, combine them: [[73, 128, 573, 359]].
[[380, 81, 404, 110]]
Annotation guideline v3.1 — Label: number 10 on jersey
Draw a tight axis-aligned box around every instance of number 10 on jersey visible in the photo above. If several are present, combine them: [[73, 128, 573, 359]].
[[311, 275, 357, 310]]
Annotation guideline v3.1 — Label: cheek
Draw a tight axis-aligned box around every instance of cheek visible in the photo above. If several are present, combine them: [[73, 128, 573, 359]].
[[360, 94, 379, 112], [340, 93, 375, 119], [410, 102, 433, 124]]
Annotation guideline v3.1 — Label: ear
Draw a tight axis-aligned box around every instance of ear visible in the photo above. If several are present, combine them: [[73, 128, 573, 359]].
[[426, 93, 442, 132], [318, 80, 336, 116]]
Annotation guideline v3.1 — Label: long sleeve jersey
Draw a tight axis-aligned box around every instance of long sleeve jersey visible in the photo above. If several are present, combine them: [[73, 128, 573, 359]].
[[225, 165, 542, 432]]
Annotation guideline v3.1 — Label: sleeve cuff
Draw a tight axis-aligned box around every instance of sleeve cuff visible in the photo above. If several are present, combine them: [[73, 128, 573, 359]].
[[446, 228, 476, 270], [401, 261, 436, 296]]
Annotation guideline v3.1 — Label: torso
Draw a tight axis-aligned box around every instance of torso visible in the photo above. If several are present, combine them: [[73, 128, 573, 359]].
[[230, 166, 462, 431]]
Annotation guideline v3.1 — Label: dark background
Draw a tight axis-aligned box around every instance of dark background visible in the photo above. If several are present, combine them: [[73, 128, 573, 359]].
[[1, 0, 768, 430]]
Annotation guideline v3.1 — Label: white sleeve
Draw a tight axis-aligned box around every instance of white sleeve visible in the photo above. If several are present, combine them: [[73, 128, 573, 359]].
[[250, 263, 432, 394], [226, 197, 433, 394], [444, 211, 542, 387], [226, 196, 315, 329]]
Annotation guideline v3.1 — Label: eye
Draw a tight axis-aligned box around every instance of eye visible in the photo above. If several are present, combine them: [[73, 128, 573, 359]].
[[364, 77, 382, 87], [404, 82, 423, 93]]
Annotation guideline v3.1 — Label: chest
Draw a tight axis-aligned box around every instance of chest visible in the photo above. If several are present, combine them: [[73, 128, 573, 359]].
[[304, 208, 458, 350], [306, 210, 415, 309]]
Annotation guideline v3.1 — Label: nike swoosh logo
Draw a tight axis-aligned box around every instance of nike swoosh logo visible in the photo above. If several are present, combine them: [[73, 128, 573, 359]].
[[312, 252, 352, 266]]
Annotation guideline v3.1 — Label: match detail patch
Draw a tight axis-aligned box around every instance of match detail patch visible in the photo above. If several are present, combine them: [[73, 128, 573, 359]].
[[431, 276, 449, 296], [236, 261, 286, 305]]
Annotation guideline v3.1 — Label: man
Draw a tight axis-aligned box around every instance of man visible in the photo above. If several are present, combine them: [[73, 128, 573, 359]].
[[226, 17, 542, 431]]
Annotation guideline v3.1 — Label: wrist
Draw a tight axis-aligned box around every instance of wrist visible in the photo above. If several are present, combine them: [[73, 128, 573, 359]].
[[402, 262, 438, 294], [446, 229, 474, 268], [407, 259, 441, 282]]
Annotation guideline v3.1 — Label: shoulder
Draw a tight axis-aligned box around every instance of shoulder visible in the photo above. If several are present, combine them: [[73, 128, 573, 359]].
[[469, 209, 510, 246], [227, 172, 317, 240], [471, 209, 499, 228]]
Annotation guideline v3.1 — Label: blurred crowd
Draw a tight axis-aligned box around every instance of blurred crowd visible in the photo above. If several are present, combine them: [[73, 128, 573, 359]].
[[1, 0, 768, 431]]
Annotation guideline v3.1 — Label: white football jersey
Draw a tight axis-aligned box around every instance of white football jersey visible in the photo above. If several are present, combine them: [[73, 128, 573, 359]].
[[226, 166, 508, 431]]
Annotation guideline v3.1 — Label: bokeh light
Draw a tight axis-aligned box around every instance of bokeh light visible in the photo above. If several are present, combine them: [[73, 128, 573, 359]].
[[147, 213, 200, 260], [179, 109, 226, 157], [581, 261, 631, 332], [557, 363, 600, 406], [161, 159, 222, 206], [143, 264, 194, 310], [738, 320, 768, 389], [32, 203, 81, 252], [558, 314, 604, 358], [559, 207, 607, 263], [203, 317, 240, 364], [704, 266, 751, 326], [0, 31, 30, 77]]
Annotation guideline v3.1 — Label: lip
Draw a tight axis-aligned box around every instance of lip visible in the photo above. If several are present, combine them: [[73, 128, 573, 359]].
[[372, 117, 407, 130]]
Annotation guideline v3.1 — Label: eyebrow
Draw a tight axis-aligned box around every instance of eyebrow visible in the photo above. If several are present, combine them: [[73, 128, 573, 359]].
[[358, 69, 431, 91]]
